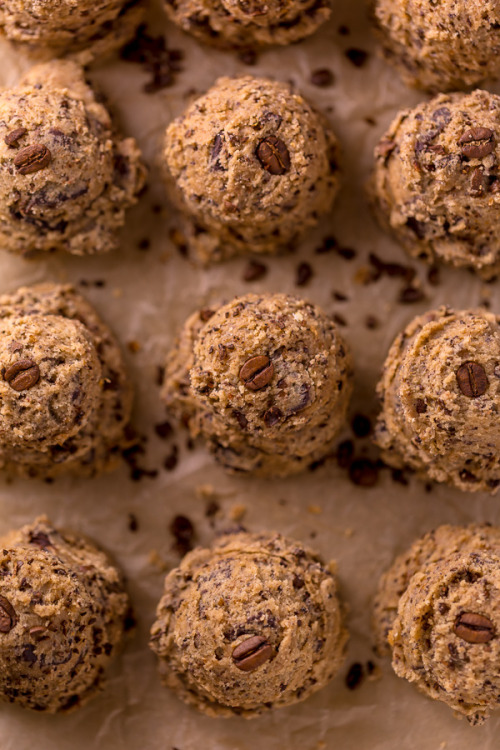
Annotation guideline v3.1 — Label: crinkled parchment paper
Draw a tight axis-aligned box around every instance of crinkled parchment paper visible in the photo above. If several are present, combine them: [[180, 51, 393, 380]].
[[0, 0, 499, 748]]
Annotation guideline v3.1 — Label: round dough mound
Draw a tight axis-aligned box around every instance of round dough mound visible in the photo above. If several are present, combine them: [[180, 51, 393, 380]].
[[0, 516, 130, 713], [0, 314, 101, 449], [150, 532, 348, 717], [375, 307, 500, 493], [0, 0, 143, 60], [0, 60, 146, 257], [0, 283, 133, 479], [373, 524, 500, 725], [372, 0, 500, 92], [164, 76, 340, 263], [163, 0, 330, 50], [162, 293, 353, 477], [371, 90, 500, 279]]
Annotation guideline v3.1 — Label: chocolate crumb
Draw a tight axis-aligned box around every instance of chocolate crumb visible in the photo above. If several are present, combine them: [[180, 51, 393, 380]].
[[365, 315, 379, 330], [345, 662, 365, 690], [316, 236, 338, 254], [121, 25, 184, 93], [155, 421, 173, 440], [345, 48, 368, 67], [336, 246, 356, 260], [243, 260, 268, 282], [296, 262, 313, 287], [170, 514, 195, 555], [398, 286, 426, 304], [128, 513, 139, 532], [164, 445, 179, 471], [310, 68, 335, 87]]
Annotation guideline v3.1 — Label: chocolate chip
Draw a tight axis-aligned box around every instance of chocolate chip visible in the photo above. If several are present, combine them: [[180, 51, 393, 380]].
[[232, 635, 273, 671], [29, 531, 52, 549], [210, 132, 225, 171], [256, 136, 290, 175], [0, 595, 17, 633], [2, 359, 40, 391], [454, 612, 495, 643], [310, 68, 334, 87], [199, 308, 215, 323], [263, 406, 282, 427], [243, 260, 267, 282], [470, 167, 486, 195], [239, 355, 274, 391], [14, 144, 52, 175], [296, 261, 313, 287], [4, 127, 27, 148], [456, 362, 488, 398], [459, 127, 495, 159]]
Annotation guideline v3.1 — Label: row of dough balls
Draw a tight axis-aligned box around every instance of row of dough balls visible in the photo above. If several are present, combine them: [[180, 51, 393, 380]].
[[0, 282, 498, 494], [0, 516, 498, 727], [2, 61, 500, 277], [1, 0, 499, 94]]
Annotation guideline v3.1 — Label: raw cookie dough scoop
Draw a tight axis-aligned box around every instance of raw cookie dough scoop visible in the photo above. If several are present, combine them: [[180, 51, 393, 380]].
[[371, 90, 500, 279], [0, 516, 130, 712], [163, 76, 340, 263], [373, 524, 500, 725], [0, 60, 146, 258], [0, 282, 133, 479], [371, 0, 500, 92], [150, 532, 348, 717], [0, 0, 144, 62], [162, 293, 353, 477], [375, 307, 500, 493], [162, 0, 330, 49]]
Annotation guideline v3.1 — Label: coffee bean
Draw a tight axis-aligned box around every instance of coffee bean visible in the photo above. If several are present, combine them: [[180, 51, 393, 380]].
[[454, 612, 495, 643], [4, 127, 27, 148], [239, 355, 274, 391], [232, 635, 273, 671], [14, 144, 52, 175], [263, 406, 282, 426], [256, 136, 290, 175], [456, 362, 488, 398], [0, 595, 17, 633], [3, 358, 40, 391], [459, 127, 495, 159]]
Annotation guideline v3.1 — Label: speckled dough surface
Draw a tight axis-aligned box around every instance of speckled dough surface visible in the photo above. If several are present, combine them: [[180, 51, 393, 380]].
[[373, 524, 500, 725], [162, 0, 330, 50], [150, 532, 348, 717], [0, 282, 133, 479], [164, 76, 340, 263], [0, 516, 130, 712], [375, 307, 500, 494], [371, 0, 500, 92], [0, 60, 146, 258], [371, 90, 500, 279], [0, 0, 144, 63], [162, 293, 353, 477]]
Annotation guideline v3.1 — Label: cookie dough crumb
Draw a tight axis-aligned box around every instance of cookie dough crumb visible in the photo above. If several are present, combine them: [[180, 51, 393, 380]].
[[164, 76, 339, 263], [150, 532, 348, 717]]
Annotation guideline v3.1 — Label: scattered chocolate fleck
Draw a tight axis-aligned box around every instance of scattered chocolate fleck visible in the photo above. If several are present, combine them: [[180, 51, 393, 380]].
[[243, 260, 267, 282], [199, 308, 215, 322], [296, 262, 313, 286], [169, 228, 188, 257], [29, 531, 52, 549], [349, 458, 379, 487], [333, 291, 348, 302], [170, 514, 195, 555], [369, 253, 415, 283], [352, 414, 371, 438], [205, 499, 220, 518], [121, 25, 184, 93], [336, 246, 356, 260], [238, 48, 258, 65], [398, 286, 426, 304], [336, 439, 354, 468], [345, 48, 368, 67], [391, 468, 409, 486], [345, 662, 364, 690], [333, 313, 347, 327], [156, 366, 165, 387], [155, 421, 173, 440], [310, 68, 335, 87], [138, 238, 151, 251], [365, 315, 379, 330], [128, 513, 139, 532], [316, 236, 338, 254], [338, 24, 350, 35], [427, 265, 441, 286], [164, 445, 179, 471]]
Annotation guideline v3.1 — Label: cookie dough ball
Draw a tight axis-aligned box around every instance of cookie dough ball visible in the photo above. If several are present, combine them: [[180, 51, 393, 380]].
[[163, 0, 330, 50], [0, 282, 133, 479], [373, 524, 500, 725], [371, 90, 500, 279], [150, 532, 348, 717], [375, 307, 500, 494], [0, 516, 130, 712], [164, 76, 340, 263], [0, 0, 144, 62], [0, 60, 146, 258], [162, 293, 353, 477], [372, 0, 500, 92]]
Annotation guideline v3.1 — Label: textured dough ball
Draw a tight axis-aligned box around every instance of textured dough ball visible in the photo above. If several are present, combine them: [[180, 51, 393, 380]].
[[0, 0, 144, 60], [162, 293, 353, 477], [150, 532, 348, 717], [372, 0, 500, 92], [0, 315, 101, 449], [0, 283, 133, 479], [164, 76, 339, 263], [375, 307, 500, 494], [373, 524, 500, 725], [162, 0, 330, 49], [371, 90, 500, 279], [0, 516, 130, 713], [0, 60, 146, 257]]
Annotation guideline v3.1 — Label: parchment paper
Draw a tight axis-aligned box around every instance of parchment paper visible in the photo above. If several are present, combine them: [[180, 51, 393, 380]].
[[0, 0, 499, 748]]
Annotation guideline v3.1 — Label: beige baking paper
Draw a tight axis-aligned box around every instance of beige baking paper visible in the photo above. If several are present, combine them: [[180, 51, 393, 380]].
[[0, 0, 499, 748]]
